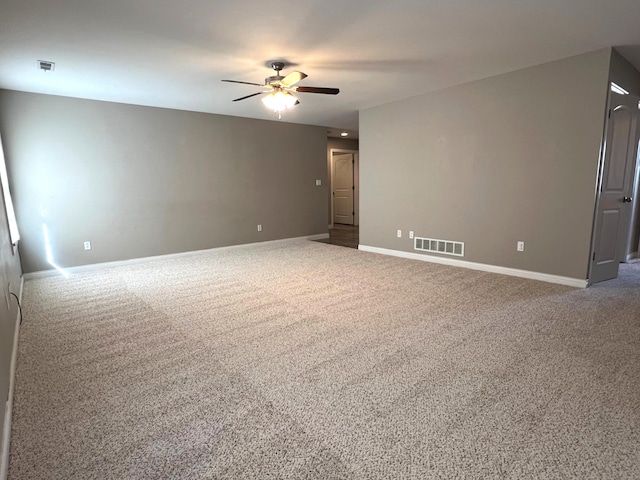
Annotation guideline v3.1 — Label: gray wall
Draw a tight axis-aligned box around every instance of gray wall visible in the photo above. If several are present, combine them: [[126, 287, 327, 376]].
[[0, 136, 23, 468], [360, 49, 611, 280], [327, 137, 359, 152], [0, 91, 329, 273], [610, 48, 640, 96]]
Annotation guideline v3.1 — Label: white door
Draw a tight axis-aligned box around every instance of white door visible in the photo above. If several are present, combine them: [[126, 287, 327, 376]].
[[590, 94, 640, 284], [332, 154, 354, 225]]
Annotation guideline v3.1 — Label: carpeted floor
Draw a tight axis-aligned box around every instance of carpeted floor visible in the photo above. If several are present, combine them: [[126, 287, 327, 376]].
[[8, 240, 640, 479]]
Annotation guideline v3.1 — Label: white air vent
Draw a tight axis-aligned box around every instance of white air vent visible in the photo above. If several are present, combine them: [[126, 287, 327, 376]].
[[37, 60, 55, 72], [415, 236, 464, 257]]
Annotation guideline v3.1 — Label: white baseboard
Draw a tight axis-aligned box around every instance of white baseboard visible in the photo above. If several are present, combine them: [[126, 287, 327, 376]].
[[24, 234, 330, 280], [358, 245, 587, 288], [1, 276, 24, 480]]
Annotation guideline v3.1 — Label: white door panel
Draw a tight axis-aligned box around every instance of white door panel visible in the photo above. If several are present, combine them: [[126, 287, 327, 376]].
[[590, 94, 640, 284], [333, 154, 354, 225]]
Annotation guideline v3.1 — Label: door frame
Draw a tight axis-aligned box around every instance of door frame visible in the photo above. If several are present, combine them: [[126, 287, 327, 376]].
[[329, 148, 359, 228], [626, 156, 640, 261]]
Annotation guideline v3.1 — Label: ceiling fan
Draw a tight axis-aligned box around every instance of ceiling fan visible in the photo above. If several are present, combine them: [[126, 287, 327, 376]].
[[222, 62, 339, 117]]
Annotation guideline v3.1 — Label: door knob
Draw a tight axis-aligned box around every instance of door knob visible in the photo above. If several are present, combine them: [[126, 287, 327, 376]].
[[623, 196, 633, 203]]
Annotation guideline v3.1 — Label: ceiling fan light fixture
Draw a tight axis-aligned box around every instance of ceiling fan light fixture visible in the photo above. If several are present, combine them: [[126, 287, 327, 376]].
[[223, 62, 338, 119], [262, 89, 298, 112]]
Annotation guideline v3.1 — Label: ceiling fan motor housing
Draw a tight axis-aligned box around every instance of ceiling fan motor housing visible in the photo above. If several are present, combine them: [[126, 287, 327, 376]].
[[265, 75, 284, 86], [264, 62, 284, 86], [266, 62, 286, 86]]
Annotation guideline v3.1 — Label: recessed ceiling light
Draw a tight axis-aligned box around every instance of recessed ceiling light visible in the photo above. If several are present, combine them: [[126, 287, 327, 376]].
[[340, 132, 349, 137]]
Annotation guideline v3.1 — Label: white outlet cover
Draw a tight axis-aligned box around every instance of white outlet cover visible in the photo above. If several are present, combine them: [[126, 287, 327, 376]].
[[397, 230, 402, 238]]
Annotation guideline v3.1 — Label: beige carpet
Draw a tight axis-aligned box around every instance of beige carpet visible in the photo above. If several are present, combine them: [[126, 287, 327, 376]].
[[8, 240, 640, 479]]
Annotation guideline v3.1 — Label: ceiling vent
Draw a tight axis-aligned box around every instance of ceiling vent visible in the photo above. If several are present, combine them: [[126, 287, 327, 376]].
[[37, 60, 55, 72]]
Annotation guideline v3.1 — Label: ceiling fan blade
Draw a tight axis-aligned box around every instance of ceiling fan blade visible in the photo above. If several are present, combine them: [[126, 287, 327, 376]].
[[280, 71, 307, 87], [222, 80, 264, 86], [294, 86, 340, 95], [233, 92, 265, 102]]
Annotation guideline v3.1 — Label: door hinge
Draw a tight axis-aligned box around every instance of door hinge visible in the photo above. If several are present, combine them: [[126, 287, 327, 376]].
[[352, 186, 355, 190], [593, 252, 596, 261], [608, 109, 611, 119], [352, 212, 355, 215]]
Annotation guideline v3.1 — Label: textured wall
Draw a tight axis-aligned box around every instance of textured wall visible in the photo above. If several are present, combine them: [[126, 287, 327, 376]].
[[359, 49, 611, 280], [0, 92, 328, 273]]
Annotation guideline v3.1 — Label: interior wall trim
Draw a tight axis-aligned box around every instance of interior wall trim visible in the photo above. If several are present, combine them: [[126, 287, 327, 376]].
[[358, 245, 588, 288], [0, 275, 24, 480], [23, 234, 330, 280]]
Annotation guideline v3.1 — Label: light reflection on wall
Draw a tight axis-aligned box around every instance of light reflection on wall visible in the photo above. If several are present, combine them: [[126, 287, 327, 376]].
[[42, 222, 68, 277]]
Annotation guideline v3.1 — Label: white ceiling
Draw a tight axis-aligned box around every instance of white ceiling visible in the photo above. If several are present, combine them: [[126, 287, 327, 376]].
[[2, 0, 640, 135]]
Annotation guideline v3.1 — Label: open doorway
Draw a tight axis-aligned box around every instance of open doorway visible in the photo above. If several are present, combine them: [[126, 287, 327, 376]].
[[625, 151, 640, 262], [328, 148, 359, 248]]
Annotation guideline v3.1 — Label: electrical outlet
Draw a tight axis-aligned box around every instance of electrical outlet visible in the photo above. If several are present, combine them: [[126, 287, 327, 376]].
[[397, 230, 402, 238], [517, 241, 525, 252], [84, 241, 91, 250], [409, 231, 414, 239], [257, 224, 262, 232], [315, 179, 322, 186]]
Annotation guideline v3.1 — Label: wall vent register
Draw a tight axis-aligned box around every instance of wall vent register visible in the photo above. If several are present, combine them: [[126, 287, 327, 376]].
[[414, 237, 464, 257], [38, 60, 55, 72]]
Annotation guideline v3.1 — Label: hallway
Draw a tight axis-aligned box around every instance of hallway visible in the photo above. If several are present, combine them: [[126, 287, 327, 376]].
[[315, 224, 359, 249]]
